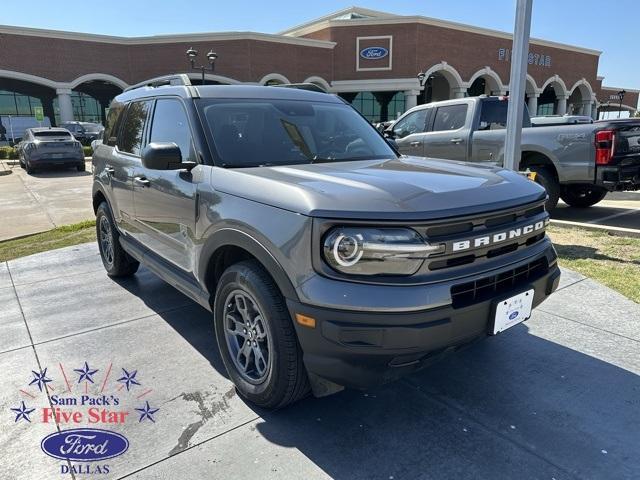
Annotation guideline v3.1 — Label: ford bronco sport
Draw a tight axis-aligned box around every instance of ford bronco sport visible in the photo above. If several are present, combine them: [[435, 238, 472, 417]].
[[92, 75, 560, 408]]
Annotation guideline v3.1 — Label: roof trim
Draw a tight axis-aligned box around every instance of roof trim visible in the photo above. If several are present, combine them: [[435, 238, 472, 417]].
[[278, 6, 397, 35], [601, 85, 640, 94], [283, 15, 601, 56], [0, 24, 336, 48]]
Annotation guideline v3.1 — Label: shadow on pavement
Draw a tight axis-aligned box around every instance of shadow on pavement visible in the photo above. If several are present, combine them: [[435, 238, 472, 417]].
[[553, 243, 640, 266], [114, 270, 640, 479]]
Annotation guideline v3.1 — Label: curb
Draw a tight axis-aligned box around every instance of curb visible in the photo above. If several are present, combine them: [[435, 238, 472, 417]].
[[550, 219, 640, 239]]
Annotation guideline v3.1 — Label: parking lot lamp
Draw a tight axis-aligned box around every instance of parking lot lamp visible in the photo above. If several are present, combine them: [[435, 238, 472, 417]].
[[617, 90, 626, 118], [186, 47, 218, 85]]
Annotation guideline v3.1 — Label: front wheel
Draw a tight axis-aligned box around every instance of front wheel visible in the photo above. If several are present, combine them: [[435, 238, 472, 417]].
[[214, 260, 310, 409], [560, 185, 607, 208], [95, 202, 139, 277]]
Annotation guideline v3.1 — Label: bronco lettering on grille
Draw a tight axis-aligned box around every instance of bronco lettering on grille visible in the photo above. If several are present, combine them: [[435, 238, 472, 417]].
[[451, 218, 549, 252]]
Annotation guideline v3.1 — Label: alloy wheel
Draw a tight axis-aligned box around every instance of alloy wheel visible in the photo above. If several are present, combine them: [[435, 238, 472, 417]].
[[223, 289, 271, 383], [99, 215, 114, 267]]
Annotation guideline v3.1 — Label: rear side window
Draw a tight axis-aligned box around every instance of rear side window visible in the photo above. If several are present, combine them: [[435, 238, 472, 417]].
[[479, 101, 508, 130], [432, 105, 467, 132], [148, 99, 196, 162], [118, 100, 151, 155], [104, 104, 124, 146]]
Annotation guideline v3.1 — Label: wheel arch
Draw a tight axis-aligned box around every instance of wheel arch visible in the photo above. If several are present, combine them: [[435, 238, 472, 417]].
[[92, 185, 108, 214], [520, 150, 559, 181], [199, 229, 298, 303]]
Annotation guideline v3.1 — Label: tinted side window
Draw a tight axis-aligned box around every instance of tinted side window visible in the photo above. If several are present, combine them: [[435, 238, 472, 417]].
[[392, 110, 428, 139], [118, 101, 151, 155], [149, 99, 195, 162], [432, 105, 468, 132], [479, 101, 508, 130], [104, 104, 125, 146]]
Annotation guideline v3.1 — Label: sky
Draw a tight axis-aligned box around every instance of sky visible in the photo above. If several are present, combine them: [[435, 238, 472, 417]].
[[2, 0, 637, 92]]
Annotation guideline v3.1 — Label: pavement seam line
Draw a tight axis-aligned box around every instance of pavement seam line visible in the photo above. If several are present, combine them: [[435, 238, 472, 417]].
[[553, 276, 587, 293], [115, 415, 261, 479], [586, 208, 640, 224], [536, 307, 640, 344], [399, 379, 584, 480], [23, 301, 196, 347], [6, 262, 76, 480]]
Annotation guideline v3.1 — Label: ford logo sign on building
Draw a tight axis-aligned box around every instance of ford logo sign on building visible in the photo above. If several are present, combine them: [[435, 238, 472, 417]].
[[360, 47, 389, 59], [41, 428, 129, 462]]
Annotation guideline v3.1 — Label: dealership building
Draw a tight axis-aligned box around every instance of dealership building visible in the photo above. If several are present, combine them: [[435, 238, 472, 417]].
[[0, 6, 638, 127]]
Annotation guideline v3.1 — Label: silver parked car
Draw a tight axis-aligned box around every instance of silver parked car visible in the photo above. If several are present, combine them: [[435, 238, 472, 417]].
[[18, 127, 85, 174]]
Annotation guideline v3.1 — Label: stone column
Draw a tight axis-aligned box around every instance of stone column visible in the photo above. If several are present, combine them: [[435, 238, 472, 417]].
[[591, 102, 598, 120], [581, 100, 592, 118], [404, 89, 420, 111], [56, 88, 74, 123], [556, 95, 568, 116], [527, 94, 539, 116], [452, 87, 467, 99]]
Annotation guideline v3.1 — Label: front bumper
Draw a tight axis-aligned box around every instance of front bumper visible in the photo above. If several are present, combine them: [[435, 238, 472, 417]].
[[596, 163, 640, 191], [288, 244, 560, 389]]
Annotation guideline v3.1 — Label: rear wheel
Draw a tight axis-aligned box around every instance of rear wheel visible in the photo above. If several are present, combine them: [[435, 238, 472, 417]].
[[560, 185, 607, 208], [214, 260, 310, 409], [95, 202, 139, 277], [25, 160, 35, 174], [529, 166, 560, 211]]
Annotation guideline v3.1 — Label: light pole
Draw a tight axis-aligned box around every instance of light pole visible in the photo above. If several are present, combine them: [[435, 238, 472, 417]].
[[617, 90, 626, 118], [186, 47, 218, 86]]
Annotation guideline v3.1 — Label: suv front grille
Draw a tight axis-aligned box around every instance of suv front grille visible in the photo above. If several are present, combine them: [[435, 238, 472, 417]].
[[450, 257, 548, 309]]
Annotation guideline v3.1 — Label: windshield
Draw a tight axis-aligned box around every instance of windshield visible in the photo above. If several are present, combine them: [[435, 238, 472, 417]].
[[197, 98, 396, 168]]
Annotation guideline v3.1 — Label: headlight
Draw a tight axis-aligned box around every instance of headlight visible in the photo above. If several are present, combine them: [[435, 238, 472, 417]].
[[322, 227, 443, 276]]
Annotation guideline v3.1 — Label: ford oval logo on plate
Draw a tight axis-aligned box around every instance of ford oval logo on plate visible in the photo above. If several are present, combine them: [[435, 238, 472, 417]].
[[509, 311, 519, 320], [360, 46, 389, 59], [41, 428, 129, 462]]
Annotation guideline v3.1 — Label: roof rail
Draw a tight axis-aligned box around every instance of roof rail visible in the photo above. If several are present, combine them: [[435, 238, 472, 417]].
[[273, 82, 327, 93], [125, 74, 192, 92]]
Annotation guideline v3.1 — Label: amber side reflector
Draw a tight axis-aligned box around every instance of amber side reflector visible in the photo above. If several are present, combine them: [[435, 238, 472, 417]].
[[295, 313, 316, 328]]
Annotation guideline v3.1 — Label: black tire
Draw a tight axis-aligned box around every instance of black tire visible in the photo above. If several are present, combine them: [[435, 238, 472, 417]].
[[77, 162, 86, 172], [214, 260, 310, 409], [560, 185, 607, 208], [26, 160, 35, 174], [95, 202, 139, 277], [19, 153, 25, 169], [530, 166, 560, 211]]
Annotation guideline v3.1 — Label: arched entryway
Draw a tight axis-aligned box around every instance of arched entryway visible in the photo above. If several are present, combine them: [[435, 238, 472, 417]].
[[467, 68, 504, 97], [419, 63, 465, 103], [539, 76, 569, 115], [568, 80, 594, 117]]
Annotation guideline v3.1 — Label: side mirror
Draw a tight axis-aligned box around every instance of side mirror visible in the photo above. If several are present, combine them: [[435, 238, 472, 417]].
[[384, 128, 396, 139], [141, 142, 186, 170]]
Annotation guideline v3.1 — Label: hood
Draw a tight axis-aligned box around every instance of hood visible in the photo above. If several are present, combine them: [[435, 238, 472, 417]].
[[212, 157, 546, 220]]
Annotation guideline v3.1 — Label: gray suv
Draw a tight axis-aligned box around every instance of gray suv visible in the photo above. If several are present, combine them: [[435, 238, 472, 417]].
[[92, 75, 560, 408]]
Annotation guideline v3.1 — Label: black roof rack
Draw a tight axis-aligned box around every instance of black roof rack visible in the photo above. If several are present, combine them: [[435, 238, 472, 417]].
[[272, 83, 327, 93], [125, 74, 192, 92]]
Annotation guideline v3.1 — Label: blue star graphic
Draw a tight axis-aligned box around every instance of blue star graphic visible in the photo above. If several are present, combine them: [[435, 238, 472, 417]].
[[135, 401, 159, 423], [117, 368, 141, 391], [11, 401, 35, 423], [73, 361, 99, 384], [28, 368, 52, 392]]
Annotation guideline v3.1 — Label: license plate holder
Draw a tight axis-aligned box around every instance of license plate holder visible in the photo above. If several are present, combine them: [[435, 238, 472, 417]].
[[490, 289, 534, 335]]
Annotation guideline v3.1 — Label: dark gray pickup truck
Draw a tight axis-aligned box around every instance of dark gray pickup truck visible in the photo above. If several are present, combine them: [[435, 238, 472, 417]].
[[388, 96, 640, 210], [92, 76, 560, 408]]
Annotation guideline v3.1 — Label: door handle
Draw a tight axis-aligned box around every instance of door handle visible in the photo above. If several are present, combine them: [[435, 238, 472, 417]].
[[134, 176, 150, 187], [450, 138, 463, 144], [104, 166, 115, 175], [409, 141, 422, 147]]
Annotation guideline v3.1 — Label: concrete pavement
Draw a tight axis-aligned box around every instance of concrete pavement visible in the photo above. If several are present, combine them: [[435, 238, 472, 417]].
[[1, 243, 639, 479], [0, 160, 93, 241]]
